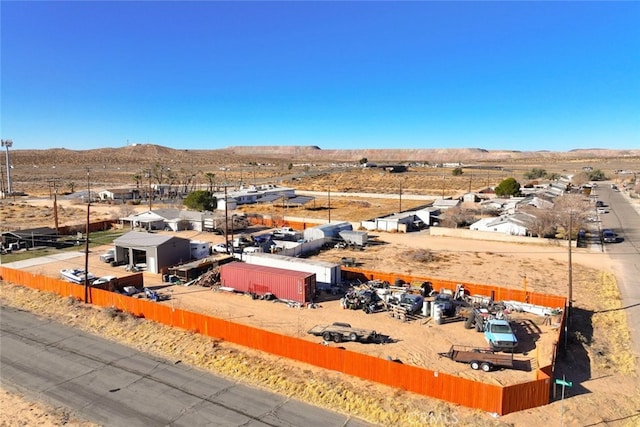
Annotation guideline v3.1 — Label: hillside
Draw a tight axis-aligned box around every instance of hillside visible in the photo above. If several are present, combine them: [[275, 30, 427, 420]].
[[10, 144, 640, 165], [4, 144, 638, 197]]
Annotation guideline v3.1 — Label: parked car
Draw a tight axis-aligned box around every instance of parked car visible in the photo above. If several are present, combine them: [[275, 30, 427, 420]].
[[99, 249, 115, 263], [602, 229, 617, 243], [212, 243, 228, 253], [92, 275, 117, 287], [597, 207, 609, 214]]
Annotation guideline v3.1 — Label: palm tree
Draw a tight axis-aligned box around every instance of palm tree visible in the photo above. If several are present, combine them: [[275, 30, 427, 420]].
[[132, 173, 142, 189]]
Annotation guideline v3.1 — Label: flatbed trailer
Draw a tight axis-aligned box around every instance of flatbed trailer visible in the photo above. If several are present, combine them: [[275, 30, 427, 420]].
[[438, 345, 514, 372], [307, 322, 384, 344]]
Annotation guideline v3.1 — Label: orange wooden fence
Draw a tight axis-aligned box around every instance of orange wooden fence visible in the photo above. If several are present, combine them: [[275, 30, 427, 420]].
[[0, 266, 558, 415]]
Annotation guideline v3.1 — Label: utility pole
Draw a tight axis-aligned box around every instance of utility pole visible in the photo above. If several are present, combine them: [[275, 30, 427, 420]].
[[0, 159, 5, 197], [399, 180, 403, 213], [48, 179, 60, 234], [84, 169, 91, 303], [224, 185, 230, 254], [328, 186, 331, 223], [567, 214, 573, 325], [145, 169, 153, 212], [1, 139, 13, 195]]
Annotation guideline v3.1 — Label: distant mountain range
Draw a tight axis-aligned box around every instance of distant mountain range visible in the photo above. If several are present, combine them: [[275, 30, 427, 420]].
[[11, 144, 640, 165]]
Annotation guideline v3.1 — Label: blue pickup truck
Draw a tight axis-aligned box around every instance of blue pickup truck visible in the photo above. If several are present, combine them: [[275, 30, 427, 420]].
[[483, 319, 518, 352]]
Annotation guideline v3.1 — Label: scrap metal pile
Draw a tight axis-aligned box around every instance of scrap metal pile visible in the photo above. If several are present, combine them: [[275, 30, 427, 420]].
[[187, 267, 221, 288]]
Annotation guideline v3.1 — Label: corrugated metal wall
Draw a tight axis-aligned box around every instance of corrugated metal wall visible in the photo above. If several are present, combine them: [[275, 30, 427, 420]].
[[220, 262, 315, 303], [0, 266, 557, 415]]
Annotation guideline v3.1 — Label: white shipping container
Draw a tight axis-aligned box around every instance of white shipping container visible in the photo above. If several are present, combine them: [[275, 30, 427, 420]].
[[243, 252, 341, 288], [190, 241, 210, 260]]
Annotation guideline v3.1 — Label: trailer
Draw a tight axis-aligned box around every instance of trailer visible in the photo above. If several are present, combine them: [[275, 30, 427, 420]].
[[438, 345, 514, 372], [338, 230, 368, 247], [307, 322, 384, 344]]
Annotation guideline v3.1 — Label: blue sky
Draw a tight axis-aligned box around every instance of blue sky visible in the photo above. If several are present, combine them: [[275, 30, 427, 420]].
[[1, 1, 639, 152]]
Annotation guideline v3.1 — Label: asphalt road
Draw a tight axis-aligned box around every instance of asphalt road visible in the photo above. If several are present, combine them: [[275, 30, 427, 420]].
[[0, 306, 371, 427], [593, 184, 640, 360]]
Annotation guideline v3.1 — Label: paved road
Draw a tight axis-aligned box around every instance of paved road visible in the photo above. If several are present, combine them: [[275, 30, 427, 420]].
[[0, 306, 371, 427], [593, 184, 640, 361]]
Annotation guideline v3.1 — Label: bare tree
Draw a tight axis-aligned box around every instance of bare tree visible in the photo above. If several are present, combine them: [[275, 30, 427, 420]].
[[571, 172, 590, 188], [441, 206, 475, 228], [118, 203, 137, 219], [520, 206, 557, 238], [553, 194, 591, 238], [178, 168, 197, 196], [205, 172, 216, 192]]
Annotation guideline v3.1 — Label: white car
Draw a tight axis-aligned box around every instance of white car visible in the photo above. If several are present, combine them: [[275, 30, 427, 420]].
[[92, 276, 117, 286], [212, 243, 228, 253]]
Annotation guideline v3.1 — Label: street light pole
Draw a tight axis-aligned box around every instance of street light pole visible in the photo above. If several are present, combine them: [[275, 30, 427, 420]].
[[1, 139, 13, 195]]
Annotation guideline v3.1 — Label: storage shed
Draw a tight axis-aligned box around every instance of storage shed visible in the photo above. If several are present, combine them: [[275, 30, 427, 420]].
[[303, 222, 353, 241], [220, 262, 316, 303], [113, 231, 191, 274]]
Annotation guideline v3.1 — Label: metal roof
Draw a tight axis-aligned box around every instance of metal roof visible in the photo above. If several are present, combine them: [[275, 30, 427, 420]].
[[114, 231, 181, 247]]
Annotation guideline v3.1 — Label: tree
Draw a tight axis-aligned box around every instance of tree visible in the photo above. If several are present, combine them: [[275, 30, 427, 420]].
[[183, 191, 216, 211], [571, 172, 589, 187], [67, 182, 75, 194], [524, 168, 547, 180], [204, 172, 216, 192], [288, 162, 293, 171], [440, 206, 475, 228], [495, 177, 521, 197], [587, 169, 606, 181], [359, 157, 368, 165], [132, 173, 142, 188], [553, 194, 591, 238], [452, 167, 464, 176], [520, 206, 557, 238]]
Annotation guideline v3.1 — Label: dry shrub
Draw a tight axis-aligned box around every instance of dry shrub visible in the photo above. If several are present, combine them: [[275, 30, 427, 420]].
[[405, 249, 435, 264], [589, 272, 636, 375]]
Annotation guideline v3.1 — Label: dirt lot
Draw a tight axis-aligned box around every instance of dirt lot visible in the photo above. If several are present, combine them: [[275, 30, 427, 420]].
[[2, 228, 639, 426], [2, 146, 640, 425]]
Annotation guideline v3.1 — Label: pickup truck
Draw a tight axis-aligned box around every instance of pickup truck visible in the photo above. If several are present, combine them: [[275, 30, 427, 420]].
[[483, 319, 518, 352], [307, 322, 384, 344]]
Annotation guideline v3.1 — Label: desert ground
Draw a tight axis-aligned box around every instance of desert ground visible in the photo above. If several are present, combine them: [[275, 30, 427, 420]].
[[1, 146, 640, 426]]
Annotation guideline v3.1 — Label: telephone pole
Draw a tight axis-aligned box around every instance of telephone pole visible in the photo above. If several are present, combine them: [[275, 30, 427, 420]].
[[84, 169, 91, 303], [48, 179, 61, 234]]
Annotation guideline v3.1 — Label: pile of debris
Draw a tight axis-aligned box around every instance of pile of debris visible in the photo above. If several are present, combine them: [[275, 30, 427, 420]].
[[187, 267, 221, 288]]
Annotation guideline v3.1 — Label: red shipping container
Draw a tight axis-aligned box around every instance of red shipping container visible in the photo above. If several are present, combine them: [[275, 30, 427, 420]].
[[220, 262, 316, 303]]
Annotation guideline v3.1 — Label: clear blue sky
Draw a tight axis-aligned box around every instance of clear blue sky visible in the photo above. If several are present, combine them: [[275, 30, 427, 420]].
[[2, 1, 639, 152]]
